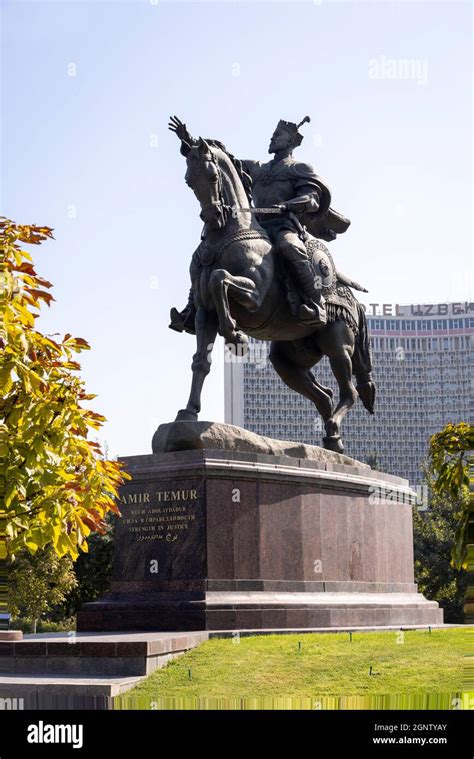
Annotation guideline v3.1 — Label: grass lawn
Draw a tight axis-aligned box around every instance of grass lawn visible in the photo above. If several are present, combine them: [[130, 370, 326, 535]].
[[120, 628, 471, 709]]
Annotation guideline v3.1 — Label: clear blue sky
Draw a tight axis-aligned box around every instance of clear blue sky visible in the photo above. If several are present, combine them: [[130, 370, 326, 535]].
[[1, 0, 472, 457]]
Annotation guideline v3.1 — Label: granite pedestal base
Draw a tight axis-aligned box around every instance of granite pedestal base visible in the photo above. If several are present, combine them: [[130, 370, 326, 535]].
[[77, 448, 442, 632]]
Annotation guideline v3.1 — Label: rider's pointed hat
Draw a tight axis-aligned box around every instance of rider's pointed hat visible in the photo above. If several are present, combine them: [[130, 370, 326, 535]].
[[275, 116, 311, 147]]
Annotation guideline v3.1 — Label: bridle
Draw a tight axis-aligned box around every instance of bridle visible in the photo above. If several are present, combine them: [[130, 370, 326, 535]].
[[199, 148, 232, 230]]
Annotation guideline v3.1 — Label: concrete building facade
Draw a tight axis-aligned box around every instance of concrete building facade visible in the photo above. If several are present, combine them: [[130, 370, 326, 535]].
[[224, 302, 473, 486]]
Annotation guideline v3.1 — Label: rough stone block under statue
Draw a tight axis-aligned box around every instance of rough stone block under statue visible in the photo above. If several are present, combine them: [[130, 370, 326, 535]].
[[77, 422, 442, 632]]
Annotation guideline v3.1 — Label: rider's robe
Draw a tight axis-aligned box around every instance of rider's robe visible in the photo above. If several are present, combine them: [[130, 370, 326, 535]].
[[242, 156, 350, 242]]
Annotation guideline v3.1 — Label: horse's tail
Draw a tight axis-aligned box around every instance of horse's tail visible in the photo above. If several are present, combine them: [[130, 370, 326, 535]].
[[352, 303, 376, 414]]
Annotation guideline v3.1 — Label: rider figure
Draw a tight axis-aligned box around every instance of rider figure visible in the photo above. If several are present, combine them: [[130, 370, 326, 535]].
[[242, 116, 326, 324], [169, 115, 350, 334]]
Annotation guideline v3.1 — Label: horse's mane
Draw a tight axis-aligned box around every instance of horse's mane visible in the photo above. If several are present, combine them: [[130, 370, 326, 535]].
[[206, 139, 253, 205]]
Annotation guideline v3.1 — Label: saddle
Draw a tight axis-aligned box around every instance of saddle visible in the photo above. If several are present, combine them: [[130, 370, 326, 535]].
[[279, 235, 360, 335]]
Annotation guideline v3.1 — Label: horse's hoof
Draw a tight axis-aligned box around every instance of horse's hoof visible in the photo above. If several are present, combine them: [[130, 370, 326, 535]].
[[225, 331, 249, 356], [175, 409, 198, 422], [323, 435, 344, 454]]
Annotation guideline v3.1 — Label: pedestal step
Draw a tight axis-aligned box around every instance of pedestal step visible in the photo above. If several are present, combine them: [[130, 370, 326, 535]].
[[78, 591, 443, 632], [0, 675, 143, 709], [0, 631, 208, 677]]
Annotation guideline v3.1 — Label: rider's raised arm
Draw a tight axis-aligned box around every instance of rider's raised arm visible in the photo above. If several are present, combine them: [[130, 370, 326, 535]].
[[168, 116, 199, 156], [179, 137, 198, 156]]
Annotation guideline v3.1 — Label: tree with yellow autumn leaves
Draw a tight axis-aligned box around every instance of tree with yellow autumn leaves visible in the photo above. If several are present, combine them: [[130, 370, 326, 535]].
[[0, 218, 129, 579]]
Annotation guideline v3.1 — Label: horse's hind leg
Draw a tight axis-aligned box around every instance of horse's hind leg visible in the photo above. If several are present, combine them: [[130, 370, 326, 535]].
[[319, 321, 358, 453], [269, 341, 334, 425]]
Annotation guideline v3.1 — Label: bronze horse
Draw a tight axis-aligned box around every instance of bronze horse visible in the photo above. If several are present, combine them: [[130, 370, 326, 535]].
[[174, 137, 375, 453]]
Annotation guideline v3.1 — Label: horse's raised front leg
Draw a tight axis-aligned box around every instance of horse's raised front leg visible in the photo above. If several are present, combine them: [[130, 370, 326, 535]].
[[175, 307, 218, 421], [208, 268, 261, 347]]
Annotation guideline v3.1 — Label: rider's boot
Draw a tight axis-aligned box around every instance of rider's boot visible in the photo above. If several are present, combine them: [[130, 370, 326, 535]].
[[290, 258, 327, 325], [169, 288, 197, 335]]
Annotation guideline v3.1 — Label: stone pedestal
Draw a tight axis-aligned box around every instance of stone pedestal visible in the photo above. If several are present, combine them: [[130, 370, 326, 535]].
[[78, 433, 442, 632]]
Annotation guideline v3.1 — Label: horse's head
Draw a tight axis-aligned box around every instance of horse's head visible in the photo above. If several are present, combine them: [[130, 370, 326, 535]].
[[185, 138, 228, 231]]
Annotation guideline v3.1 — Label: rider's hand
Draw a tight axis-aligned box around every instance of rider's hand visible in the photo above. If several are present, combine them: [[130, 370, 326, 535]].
[[168, 115, 192, 143]]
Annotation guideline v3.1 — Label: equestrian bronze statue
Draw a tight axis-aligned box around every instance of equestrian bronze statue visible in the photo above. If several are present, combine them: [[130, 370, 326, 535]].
[[168, 115, 375, 453]]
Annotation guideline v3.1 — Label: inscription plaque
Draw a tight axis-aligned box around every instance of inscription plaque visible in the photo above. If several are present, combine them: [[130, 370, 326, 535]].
[[113, 477, 206, 582]]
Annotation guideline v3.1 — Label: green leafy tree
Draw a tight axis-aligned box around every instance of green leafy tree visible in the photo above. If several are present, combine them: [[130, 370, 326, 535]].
[[8, 547, 77, 633], [428, 423, 472, 569], [0, 218, 130, 561], [413, 469, 467, 623]]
